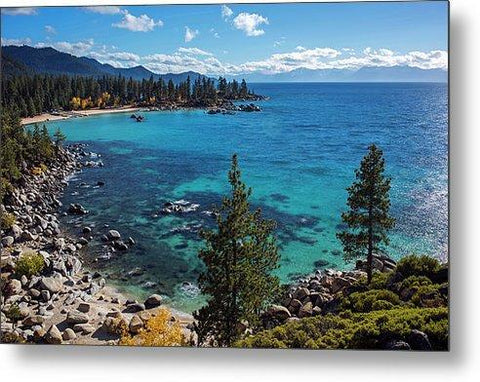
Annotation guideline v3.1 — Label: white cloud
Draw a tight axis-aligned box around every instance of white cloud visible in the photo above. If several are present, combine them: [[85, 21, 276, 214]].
[[35, 39, 95, 56], [221, 5, 233, 19], [233, 12, 269, 37], [184, 26, 199, 43], [1, 37, 32, 46], [177, 47, 213, 56], [45, 25, 56, 34], [84, 6, 122, 15], [331, 48, 448, 70], [113, 12, 163, 32], [2, 8, 37, 16]]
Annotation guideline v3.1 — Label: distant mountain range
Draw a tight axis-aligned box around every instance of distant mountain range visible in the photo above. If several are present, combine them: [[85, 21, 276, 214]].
[[1, 45, 447, 83], [1, 45, 206, 84], [231, 66, 447, 83]]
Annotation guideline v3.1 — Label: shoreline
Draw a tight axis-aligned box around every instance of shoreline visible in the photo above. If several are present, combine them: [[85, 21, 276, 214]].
[[0, 144, 193, 345], [20, 97, 266, 126], [20, 106, 142, 126]]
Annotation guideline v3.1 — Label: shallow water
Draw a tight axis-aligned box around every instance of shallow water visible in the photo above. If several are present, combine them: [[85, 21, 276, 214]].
[[46, 82, 448, 312]]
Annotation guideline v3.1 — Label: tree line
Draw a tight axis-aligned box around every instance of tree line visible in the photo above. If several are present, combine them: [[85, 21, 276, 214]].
[[1, 73, 256, 118]]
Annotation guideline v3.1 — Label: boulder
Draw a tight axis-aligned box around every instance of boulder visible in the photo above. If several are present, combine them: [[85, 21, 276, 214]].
[[107, 230, 121, 240], [66, 310, 90, 324], [62, 328, 77, 341], [1, 236, 14, 247], [77, 302, 90, 313], [8, 279, 22, 295], [103, 316, 127, 335], [124, 303, 145, 313], [129, 315, 144, 334], [68, 203, 88, 215], [144, 294, 163, 309], [288, 299, 303, 315], [45, 325, 62, 344], [72, 323, 95, 334], [267, 305, 291, 321], [9, 224, 23, 240], [39, 276, 63, 293], [408, 329, 432, 351], [21, 230, 38, 242], [293, 287, 310, 301], [298, 302, 313, 318], [22, 315, 44, 327], [331, 277, 352, 294]]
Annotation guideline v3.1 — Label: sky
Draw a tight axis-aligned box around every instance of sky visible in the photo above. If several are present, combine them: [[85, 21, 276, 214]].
[[1, 2, 448, 75]]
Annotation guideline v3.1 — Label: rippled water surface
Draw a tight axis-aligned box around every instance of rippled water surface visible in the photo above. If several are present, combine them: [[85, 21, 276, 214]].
[[46, 82, 448, 312]]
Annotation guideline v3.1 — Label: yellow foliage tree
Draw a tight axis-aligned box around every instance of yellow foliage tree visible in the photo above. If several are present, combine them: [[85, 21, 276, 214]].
[[80, 97, 93, 110], [119, 308, 187, 347], [70, 96, 81, 110]]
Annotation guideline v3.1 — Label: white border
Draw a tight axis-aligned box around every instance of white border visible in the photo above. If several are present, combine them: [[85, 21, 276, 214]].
[[1, 1, 479, 381]]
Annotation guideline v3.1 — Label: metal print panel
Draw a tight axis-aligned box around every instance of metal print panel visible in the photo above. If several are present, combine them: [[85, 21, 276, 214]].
[[0, 1, 449, 350]]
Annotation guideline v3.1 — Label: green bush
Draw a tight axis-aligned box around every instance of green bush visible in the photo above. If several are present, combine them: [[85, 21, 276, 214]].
[[411, 284, 447, 308], [342, 289, 401, 313], [5, 304, 23, 323], [1, 212, 16, 230], [15, 251, 45, 278], [395, 255, 441, 280], [236, 307, 448, 350]]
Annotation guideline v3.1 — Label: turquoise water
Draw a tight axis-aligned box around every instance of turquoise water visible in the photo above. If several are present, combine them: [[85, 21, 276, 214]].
[[46, 83, 448, 312]]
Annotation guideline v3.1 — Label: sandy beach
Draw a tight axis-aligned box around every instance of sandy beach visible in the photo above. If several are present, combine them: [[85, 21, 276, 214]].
[[21, 106, 142, 126]]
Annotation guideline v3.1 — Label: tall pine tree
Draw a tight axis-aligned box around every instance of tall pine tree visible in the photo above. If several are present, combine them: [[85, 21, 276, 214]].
[[194, 154, 280, 347], [337, 144, 395, 284]]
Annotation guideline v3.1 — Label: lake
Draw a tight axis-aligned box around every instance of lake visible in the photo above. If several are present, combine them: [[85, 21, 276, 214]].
[[46, 82, 448, 313]]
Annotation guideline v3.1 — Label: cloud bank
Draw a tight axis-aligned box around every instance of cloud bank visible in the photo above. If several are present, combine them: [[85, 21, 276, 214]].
[[3, 37, 448, 75]]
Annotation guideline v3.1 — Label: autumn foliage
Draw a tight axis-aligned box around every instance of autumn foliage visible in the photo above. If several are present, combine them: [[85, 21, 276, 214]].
[[119, 308, 187, 347]]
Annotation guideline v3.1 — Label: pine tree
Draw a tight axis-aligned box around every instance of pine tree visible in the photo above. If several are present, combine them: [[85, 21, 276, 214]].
[[194, 154, 280, 347], [337, 144, 395, 284], [53, 128, 66, 152]]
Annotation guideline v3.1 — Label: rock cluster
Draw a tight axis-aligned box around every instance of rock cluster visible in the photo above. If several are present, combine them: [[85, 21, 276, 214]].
[[263, 254, 398, 328], [0, 144, 193, 345], [263, 268, 367, 329]]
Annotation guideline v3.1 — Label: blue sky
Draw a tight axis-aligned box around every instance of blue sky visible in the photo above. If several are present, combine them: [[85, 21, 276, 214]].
[[1, 2, 448, 75]]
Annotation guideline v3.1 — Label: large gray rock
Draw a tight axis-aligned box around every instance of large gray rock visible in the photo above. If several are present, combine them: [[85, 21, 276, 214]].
[[9, 224, 22, 240], [62, 328, 77, 341], [107, 230, 121, 240], [298, 302, 313, 318], [129, 315, 144, 334], [66, 310, 90, 324], [267, 304, 291, 321], [39, 276, 63, 293], [124, 303, 146, 313], [293, 287, 310, 301], [73, 323, 95, 334], [144, 294, 163, 309], [1, 236, 14, 247], [408, 329, 432, 351], [8, 279, 22, 295], [45, 325, 62, 344], [77, 302, 90, 313]]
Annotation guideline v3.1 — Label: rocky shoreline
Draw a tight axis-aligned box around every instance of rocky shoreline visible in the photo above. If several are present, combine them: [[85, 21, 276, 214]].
[[263, 254, 397, 328], [0, 145, 192, 345]]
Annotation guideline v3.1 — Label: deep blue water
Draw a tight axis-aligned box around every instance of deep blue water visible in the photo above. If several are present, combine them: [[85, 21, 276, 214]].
[[46, 82, 448, 312]]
